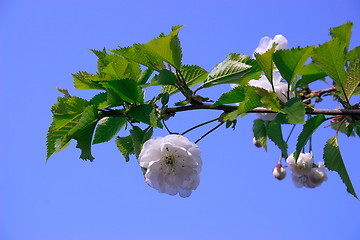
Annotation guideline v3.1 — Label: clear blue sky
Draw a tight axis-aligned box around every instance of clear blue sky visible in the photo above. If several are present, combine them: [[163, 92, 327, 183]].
[[1, 0, 360, 239]]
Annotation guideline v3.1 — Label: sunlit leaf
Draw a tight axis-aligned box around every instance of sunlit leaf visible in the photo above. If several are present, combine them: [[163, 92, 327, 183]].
[[93, 117, 127, 144]]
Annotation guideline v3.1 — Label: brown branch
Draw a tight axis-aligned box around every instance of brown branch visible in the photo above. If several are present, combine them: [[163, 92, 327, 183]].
[[303, 87, 336, 99], [165, 103, 360, 116]]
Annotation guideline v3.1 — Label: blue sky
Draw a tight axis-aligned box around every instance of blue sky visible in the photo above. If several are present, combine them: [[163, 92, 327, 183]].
[[1, 0, 360, 239]]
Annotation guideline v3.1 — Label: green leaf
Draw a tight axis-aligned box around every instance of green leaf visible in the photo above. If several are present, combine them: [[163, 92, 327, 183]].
[[151, 69, 177, 86], [282, 98, 306, 124], [89, 92, 112, 109], [252, 119, 267, 150], [212, 86, 245, 107], [162, 65, 208, 95], [101, 79, 143, 103], [273, 46, 314, 90], [127, 104, 158, 127], [254, 46, 276, 85], [297, 62, 327, 87], [312, 39, 347, 97], [72, 71, 105, 90], [101, 55, 141, 80], [294, 115, 326, 160], [253, 88, 283, 113], [267, 122, 288, 158], [90, 48, 114, 72], [344, 59, 360, 100], [324, 136, 358, 199], [130, 126, 153, 158], [202, 53, 262, 88], [70, 105, 99, 161], [347, 46, 360, 62], [138, 68, 154, 85], [329, 21, 353, 51], [51, 96, 89, 115], [93, 117, 127, 144], [116, 135, 134, 162], [111, 26, 183, 70]]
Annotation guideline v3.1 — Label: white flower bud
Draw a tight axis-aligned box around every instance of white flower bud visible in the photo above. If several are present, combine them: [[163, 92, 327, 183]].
[[272, 164, 286, 180], [286, 152, 314, 175]]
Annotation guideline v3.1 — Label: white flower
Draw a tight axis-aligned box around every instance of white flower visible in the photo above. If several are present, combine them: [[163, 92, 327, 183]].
[[306, 162, 328, 188], [138, 134, 202, 198], [286, 152, 314, 175], [253, 34, 288, 56]]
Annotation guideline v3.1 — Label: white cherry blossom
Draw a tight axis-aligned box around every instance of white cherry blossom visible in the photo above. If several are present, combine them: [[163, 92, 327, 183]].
[[138, 134, 202, 197], [253, 34, 288, 56], [286, 152, 314, 175]]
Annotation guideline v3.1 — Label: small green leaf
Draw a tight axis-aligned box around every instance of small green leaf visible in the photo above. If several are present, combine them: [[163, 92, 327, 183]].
[[93, 117, 127, 144], [344, 59, 360, 100], [273, 46, 314, 90], [51, 96, 89, 115], [72, 71, 105, 90], [101, 55, 141, 80], [294, 115, 326, 160], [252, 119, 267, 150], [202, 53, 262, 88], [130, 126, 153, 158], [151, 69, 177, 86], [282, 98, 306, 124], [127, 104, 158, 127], [297, 62, 327, 87], [212, 86, 245, 107], [89, 92, 112, 109], [116, 135, 134, 162], [347, 46, 360, 62], [324, 136, 358, 199], [101, 79, 143, 103], [267, 122, 288, 158], [138, 68, 154, 85]]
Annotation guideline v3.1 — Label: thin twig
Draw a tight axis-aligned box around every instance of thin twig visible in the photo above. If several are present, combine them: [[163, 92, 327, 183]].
[[181, 118, 219, 135], [195, 122, 224, 144]]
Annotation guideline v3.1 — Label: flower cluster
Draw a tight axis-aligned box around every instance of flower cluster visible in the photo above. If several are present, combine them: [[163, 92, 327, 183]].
[[138, 134, 202, 197], [286, 152, 328, 188]]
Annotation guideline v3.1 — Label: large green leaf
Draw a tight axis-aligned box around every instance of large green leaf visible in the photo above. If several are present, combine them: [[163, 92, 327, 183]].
[[138, 68, 155, 85], [324, 136, 358, 199], [254, 46, 276, 86], [329, 21, 353, 51], [111, 26, 183, 70], [51, 96, 89, 115], [267, 122, 288, 158], [162, 65, 208, 95], [150, 69, 178, 86], [294, 115, 326, 160], [101, 79, 143, 103], [312, 39, 347, 98], [273, 46, 314, 90], [127, 104, 158, 127], [347, 46, 360, 63], [93, 117, 127, 144], [252, 119, 268, 150], [101, 55, 141, 80], [202, 53, 262, 88]]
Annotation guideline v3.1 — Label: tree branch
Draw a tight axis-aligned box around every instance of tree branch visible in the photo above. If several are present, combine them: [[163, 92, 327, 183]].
[[165, 103, 360, 116]]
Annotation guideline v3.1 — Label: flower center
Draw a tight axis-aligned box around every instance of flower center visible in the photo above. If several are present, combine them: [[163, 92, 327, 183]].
[[164, 154, 175, 166]]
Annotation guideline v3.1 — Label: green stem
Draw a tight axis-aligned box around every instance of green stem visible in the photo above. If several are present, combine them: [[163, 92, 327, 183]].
[[181, 118, 219, 135], [285, 124, 296, 144], [162, 120, 173, 134], [195, 122, 224, 144]]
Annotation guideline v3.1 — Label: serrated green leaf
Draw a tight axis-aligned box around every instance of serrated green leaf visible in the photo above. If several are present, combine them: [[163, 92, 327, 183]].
[[347, 46, 360, 63], [101, 55, 141, 80], [312, 39, 347, 98], [324, 136, 358, 199], [162, 65, 208, 95], [273, 46, 314, 90], [130, 126, 153, 158], [294, 115, 326, 160], [116, 135, 134, 162], [151, 69, 177, 86], [297, 62, 327, 87], [90, 48, 113, 72], [72, 71, 105, 90], [329, 21, 353, 51], [344, 59, 360, 100], [267, 122, 288, 158], [254, 46, 276, 85], [89, 92, 111, 109], [101, 79, 143, 103], [202, 53, 262, 88], [212, 86, 245, 107], [127, 104, 158, 127], [93, 117, 127, 144], [253, 88, 284, 113], [138, 68, 154, 85], [51, 96, 89, 115], [252, 119, 267, 150], [282, 98, 306, 124]]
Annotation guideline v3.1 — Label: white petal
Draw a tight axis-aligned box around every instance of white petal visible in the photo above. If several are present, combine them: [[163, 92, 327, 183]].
[[273, 35, 288, 50], [254, 36, 272, 55]]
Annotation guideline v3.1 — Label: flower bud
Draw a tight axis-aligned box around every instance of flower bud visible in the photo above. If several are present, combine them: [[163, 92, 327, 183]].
[[253, 137, 263, 148], [272, 164, 286, 180]]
